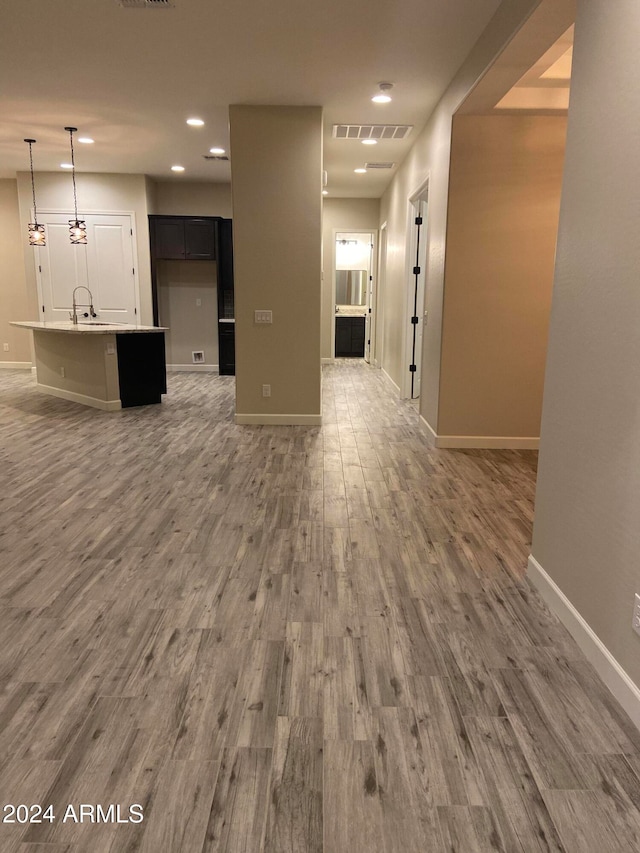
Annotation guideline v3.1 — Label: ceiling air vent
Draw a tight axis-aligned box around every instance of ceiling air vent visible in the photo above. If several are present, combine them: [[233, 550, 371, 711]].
[[332, 124, 412, 140], [365, 162, 396, 170], [203, 154, 229, 161], [117, 0, 173, 8]]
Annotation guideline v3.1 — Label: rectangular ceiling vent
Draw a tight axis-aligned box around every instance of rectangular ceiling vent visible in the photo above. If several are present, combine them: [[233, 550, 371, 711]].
[[117, 0, 174, 8], [332, 124, 412, 140], [203, 154, 229, 161], [365, 162, 396, 170]]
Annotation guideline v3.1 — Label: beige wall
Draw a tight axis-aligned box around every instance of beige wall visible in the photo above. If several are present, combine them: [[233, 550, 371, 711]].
[[157, 260, 219, 367], [0, 180, 31, 365], [321, 198, 379, 360], [230, 105, 322, 422], [16, 172, 154, 325], [437, 114, 566, 439], [153, 181, 232, 217], [378, 0, 569, 416], [532, 0, 640, 687], [34, 330, 119, 403]]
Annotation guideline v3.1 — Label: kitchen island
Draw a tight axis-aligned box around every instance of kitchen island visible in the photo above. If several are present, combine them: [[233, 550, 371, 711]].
[[11, 321, 168, 410]]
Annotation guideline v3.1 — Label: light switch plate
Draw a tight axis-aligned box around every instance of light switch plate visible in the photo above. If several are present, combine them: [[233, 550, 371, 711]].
[[106, 342, 116, 355], [255, 310, 273, 324]]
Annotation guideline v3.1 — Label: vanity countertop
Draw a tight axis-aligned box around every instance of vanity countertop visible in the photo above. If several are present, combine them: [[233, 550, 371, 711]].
[[11, 321, 168, 335]]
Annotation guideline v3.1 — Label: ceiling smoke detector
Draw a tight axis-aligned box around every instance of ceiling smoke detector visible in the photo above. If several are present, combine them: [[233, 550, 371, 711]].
[[117, 0, 174, 8]]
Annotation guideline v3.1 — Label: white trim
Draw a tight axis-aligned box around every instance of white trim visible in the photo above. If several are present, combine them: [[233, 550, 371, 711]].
[[331, 229, 377, 361], [235, 413, 322, 426], [167, 363, 219, 373], [0, 361, 32, 370], [381, 367, 400, 395], [434, 434, 540, 450], [35, 383, 121, 411], [527, 554, 640, 732], [419, 414, 438, 446], [322, 357, 334, 365]]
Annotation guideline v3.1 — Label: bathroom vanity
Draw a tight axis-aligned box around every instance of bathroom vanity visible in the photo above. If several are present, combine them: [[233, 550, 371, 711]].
[[11, 321, 168, 410]]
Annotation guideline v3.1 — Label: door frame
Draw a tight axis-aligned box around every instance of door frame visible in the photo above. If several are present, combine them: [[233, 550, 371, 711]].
[[330, 228, 378, 361], [372, 221, 387, 369], [401, 176, 430, 399], [33, 208, 142, 323]]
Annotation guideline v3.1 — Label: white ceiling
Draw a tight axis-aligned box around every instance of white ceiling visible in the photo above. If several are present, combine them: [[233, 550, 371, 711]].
[[0, 0, 503, 197]]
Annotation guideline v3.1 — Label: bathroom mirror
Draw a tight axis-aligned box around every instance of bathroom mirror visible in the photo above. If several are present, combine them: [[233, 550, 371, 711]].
[[336, 270, 367, 306]]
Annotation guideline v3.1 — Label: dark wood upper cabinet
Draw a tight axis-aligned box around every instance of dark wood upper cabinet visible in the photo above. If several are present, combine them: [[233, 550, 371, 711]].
[[185, 219, 217, 259], [153, 218, 187, 259], [150, 216, 216, 260]]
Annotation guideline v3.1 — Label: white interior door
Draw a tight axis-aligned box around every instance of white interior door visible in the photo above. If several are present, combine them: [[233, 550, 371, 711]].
[[36, 212, 138, 324], [36, 213, 89, 322], [85, 214, 137, 324], [404, 196, 428, 399]]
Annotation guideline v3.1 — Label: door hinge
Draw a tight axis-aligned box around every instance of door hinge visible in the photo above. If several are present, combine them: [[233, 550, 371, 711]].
[[132, 267, 135, 275], [38, 265, 42, 273], [409, 364, 417, 372], [130, 228, 133, 236], [413, 266, 420, 275], [134, 307, 137, 315], [368, 340, 371, 346], [415, 216, 423, 225], [411, 316, 419, 324], [368, 307, 372, 313], [42, 305, 45, 313]]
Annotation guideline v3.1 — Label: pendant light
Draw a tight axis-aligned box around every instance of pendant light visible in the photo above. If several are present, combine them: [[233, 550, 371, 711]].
[[24, 139, 46, 247], [64, 126, 87, 244]]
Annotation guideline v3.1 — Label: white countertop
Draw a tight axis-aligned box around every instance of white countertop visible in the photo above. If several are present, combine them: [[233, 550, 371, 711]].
[[11, 321, 168, 335]]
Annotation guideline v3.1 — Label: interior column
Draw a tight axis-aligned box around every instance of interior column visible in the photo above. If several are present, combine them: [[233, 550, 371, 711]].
[[229, 105, 323, 425]]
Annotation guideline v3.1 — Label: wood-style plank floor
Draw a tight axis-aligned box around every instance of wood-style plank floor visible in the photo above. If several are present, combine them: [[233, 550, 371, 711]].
[[1, 361, 640, 852]]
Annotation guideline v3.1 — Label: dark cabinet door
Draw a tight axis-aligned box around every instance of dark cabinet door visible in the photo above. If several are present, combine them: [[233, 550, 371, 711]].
[[335, 317, 353, 356], [153, 218, 185, 259], [336, 316, 365, 357], [218, 324, 235, 375], [185, 219, 216, 259]]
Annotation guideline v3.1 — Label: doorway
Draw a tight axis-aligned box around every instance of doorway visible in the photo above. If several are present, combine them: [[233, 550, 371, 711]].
[[333, 231, 375, 360], [403, 183, 429, 399]]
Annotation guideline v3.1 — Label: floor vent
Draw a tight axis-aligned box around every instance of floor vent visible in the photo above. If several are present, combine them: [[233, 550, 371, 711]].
[[332, 124, 412, 140], [203, 154, 230, 161], [365, 162, 396, 170], [117, 0, 174, 8]]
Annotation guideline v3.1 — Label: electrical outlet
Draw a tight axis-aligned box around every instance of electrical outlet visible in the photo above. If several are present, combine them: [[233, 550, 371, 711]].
[[262, 384, 271, 397], [633, 594, 640, 636], [196, 298, 202, 307], [3, 343, 9, 352], [60, 366, 65, 378]]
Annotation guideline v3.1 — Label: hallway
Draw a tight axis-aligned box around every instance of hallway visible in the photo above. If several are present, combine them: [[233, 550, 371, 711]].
[[1, 362, 640, 852]]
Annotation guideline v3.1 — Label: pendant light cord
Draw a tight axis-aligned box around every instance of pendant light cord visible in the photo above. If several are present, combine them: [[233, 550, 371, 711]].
[[27, 141, 39, 225], [69, 129, 79, 221]]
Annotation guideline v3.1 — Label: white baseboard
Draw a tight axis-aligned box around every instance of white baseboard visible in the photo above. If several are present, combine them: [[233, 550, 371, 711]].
[[381, 368, 400, 395], [167, 363, 219, 373], [0, 361, 32, 370], [527, 554, 640, 731], [236, 413, 322, 426], [35, 383, 121, 412], [419, 415, 438, 446], [435, 434, 540, 450]]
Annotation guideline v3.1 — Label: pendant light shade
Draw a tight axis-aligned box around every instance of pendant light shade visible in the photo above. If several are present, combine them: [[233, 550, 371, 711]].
[[64, 126, 87, 245], [24, 139, 46, 247]]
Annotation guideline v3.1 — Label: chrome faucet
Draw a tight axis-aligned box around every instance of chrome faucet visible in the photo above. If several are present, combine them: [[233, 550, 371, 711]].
[[70, 286, 97, 324]]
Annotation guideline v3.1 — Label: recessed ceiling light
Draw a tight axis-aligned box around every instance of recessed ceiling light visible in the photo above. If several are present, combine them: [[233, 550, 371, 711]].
[[361, 139, 378, 145], [171, 165, 185, 172], [186, 118, 205, 127], [372, 82, 393, 103], [209, 147, 226, 155], [78, 137, 94, 144], [354, 168, 367, 174], [60, 163, 73, 169]]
